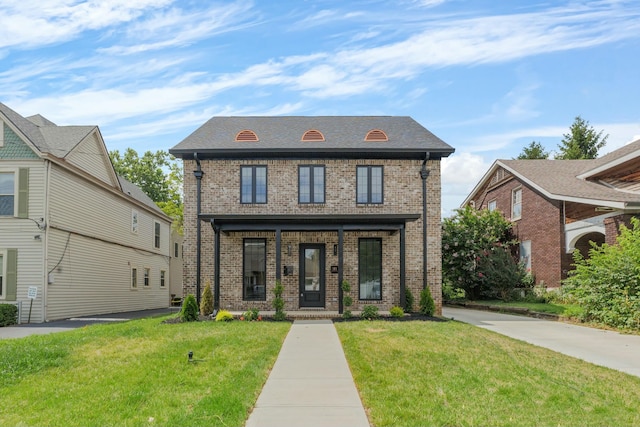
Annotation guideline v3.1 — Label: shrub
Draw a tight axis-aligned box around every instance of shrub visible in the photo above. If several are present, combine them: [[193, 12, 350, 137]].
[[404, 288, 414, 312], [390, 306, 404, 318], [341, 279, 353, 313], [361, 305, 380, 320], [419, 287, 436, 317], [442, 281, 465, 301], [342, 310, 352, 319], [242, 308, 260, 321], [563, 217, 640, 330], [180, 294, 199, 322], [200, 280, 214, 316], [0, 304, 18, 327], [476, 246, 527, 301], [215, 310, 233, 322], [272, 280, 286, 321]]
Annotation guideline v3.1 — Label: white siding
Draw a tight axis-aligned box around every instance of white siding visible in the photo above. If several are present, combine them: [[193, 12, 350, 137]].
[[65, 132, 117, 187], [45, 163, 170, 321], [169, 230, 183, 298], [0, 160, 46, 323]]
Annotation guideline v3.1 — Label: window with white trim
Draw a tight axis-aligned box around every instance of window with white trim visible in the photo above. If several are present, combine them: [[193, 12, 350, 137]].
[[131, 267, 138, 289], [488, 200, 497, 212], [144, 268, 150, 287], [131, 210, 139, 234], [154, 222, 161, 248], [160, 270, 166, 287], [512, 188, 522, 220]]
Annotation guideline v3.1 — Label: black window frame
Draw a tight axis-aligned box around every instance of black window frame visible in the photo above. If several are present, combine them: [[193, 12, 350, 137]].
[[298, 165, 326, 204], [356, 165, 383, 204], [358, 238, 382, 300], [243, 238, 267, 301], [240, 165, 268, 204]]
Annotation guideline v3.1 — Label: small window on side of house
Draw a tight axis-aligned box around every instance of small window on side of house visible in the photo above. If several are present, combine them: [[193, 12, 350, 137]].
[[131, 267, 138, 289], [512, 188, 522, 220], [160, 270, 166, 287], [174, 242, 179, 258], [144, 268, 150, 287], [488, 200, 497, 212], [131, 210, 138, 234], [154, 222, 161, 248]]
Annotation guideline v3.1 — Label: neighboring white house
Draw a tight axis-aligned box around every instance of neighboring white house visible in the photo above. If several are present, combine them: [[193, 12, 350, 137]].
[[0, 102, 171, 323], [170, 229, 183, 303]]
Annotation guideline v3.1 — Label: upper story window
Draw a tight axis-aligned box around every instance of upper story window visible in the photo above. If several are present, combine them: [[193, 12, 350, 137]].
[[154, 222, 161, 248], [487, 200, 497, 212], [174, 242, 180, 258], [131, 210, 139, 234], [299, 165, 325, 204], [512, 188, 522, 220], [241, 166, 267, 204], [356, 166, 383, 204], [0, 172, 15, 216]]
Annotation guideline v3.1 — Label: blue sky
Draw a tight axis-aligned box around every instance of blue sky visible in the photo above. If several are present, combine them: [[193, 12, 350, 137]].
[[2, 0, 640, 216]]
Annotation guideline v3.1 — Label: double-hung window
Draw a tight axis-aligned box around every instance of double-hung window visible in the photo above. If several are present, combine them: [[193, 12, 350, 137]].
[[154, 222, 161, 248], [359, 238, 382, 300], [512, 188, 522, 220], [356, 166, 383, 204], [243, 239, 266, 301], [0, 172, 15, 216], [299, 165, 325, 204], [241, 166, 267, 204]]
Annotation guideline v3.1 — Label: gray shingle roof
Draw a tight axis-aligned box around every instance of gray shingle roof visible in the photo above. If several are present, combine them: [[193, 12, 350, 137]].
[[170, 116, 454, 159], [118, 176, 165, 215], [499, 159, 640, 204]]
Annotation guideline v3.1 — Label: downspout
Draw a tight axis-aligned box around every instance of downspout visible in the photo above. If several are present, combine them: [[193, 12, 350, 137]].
[[420, 153, 430, 289], [193, 153, 204, 306], [43, 160, 51, 322]]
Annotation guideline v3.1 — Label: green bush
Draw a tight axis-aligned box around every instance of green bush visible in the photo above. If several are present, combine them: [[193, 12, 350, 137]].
[[215, 310, 234, 322], [361, 305, 380, 320], [442, 280, 465, 301], [342, 280, 353, 314], [180, 294, 199, 322], [272, 280, 286, 321], [476, 246, 527, 301], [419, 287, 436, 317], [342, 310, 352, 319], [200, 280, 214, 316], [563, 217, 640, 330], [390, 306, 404, 318], [242, 308, 260, 321], [404, 288, 414, 312], [0, 304, 18, 327]]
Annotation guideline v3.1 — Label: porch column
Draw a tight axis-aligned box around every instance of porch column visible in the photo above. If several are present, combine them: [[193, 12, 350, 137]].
[[400, 224, 406, 308], [275, 228, 282, 281], [338, 227, 344, 314]]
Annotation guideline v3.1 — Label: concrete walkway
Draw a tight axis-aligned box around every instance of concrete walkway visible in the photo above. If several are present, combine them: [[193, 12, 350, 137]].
[[443, 306, 640, 378], [245, 320, 369, 427]]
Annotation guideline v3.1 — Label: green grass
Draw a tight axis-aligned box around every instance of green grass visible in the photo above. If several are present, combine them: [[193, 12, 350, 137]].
[[473, 300, 583, 316], [336, 320, 640, 427], [0, 316, 290, 427]]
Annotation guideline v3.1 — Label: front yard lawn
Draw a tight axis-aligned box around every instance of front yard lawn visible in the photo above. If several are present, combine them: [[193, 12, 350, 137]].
[[0, 317, 290, 427], [336, 320, 640, 427]]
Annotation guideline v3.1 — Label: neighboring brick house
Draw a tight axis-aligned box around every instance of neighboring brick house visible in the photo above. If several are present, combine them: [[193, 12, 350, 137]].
[[170, 116, 454, 314], [463, 139, 640, 288]]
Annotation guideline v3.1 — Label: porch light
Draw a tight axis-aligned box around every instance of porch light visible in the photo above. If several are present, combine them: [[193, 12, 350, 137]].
[[333, 244, 338, 256]]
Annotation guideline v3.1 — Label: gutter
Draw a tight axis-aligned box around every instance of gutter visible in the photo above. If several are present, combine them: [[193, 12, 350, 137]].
[[420, 153, 430, 290]]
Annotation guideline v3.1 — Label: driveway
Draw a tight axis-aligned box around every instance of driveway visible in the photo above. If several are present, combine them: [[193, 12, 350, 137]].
[[443, 306, 640, 378]]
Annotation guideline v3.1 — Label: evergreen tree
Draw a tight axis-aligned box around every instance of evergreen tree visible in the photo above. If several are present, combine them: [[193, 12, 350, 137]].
[[555, 116, 608, 160], [516, 141, 549, 159]]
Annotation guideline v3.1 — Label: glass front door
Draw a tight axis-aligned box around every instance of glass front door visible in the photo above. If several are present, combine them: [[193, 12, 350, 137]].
[[299, 244, 325, 307]]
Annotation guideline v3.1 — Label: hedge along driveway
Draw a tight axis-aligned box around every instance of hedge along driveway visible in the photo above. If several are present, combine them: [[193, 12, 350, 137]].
[[0, 317, 291, 427]]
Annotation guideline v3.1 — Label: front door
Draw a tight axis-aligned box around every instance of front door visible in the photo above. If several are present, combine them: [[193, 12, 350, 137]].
[[299, 244, 325, 308]]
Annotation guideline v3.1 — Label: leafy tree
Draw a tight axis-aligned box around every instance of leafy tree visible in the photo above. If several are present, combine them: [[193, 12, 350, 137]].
[[563, 218, 640, 330], [442, 206, 520, 300], [516, 141, 549, 159], [555, 116, 608, 160], [109, 148, 183, 233], [476, 245, 527, 301]]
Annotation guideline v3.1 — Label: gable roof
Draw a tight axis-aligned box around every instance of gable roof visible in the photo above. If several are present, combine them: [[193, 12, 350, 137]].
[[464, 139, 640, 210], [170, 116, 454, 160]]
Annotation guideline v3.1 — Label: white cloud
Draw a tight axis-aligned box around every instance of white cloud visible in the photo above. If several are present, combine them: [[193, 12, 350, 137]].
[[441, 151, 492, 215]]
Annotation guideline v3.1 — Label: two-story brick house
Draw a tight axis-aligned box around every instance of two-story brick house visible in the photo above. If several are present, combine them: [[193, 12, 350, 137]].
[[463, 139, 640, 288], [170, 116, 454, 315]]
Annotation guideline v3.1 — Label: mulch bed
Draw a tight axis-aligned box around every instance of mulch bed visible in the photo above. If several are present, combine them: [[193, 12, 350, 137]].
[[163, 313, 448, 324]]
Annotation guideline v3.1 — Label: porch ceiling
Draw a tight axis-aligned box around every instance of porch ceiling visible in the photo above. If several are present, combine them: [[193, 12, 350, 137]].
[[200, 213, 420, 232]]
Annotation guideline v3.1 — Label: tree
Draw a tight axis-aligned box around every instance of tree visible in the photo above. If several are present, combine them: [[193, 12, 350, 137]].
[[442, 206, 522, 300], [109, 148, 183, 233], [516, 141, 549, 159], [555, 116, 608, 160], [200, 280, 214, 316]]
